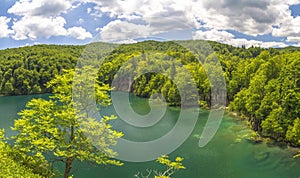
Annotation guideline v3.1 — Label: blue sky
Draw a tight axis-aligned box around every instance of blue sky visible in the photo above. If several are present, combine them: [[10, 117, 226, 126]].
[[0, 0, 300, 49]]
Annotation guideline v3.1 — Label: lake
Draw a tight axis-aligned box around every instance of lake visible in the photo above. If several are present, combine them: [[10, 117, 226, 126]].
[[0, 93, 300, 178]]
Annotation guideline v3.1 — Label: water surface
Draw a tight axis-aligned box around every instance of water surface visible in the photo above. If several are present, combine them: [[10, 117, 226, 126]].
[[0, 93, 299, 178]]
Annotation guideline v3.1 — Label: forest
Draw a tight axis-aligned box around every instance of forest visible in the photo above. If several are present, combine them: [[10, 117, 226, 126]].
[[0, 40, 299, 177]]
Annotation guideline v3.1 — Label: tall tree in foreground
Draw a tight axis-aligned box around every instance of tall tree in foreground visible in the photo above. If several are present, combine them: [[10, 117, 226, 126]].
[[11, 67, 123, 178]]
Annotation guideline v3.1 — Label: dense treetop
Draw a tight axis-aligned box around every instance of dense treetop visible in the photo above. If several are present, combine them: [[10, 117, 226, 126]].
[[0, 44, 83, 95]]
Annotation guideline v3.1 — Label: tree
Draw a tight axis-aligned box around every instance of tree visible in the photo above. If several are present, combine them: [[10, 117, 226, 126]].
[[286, 118, 300, 146], [2, 79, 14, 95], [0, 129, 45, 177], [11, 67, 123, 178], [261, 107, 285, 139], [134, 155, 185, 178]]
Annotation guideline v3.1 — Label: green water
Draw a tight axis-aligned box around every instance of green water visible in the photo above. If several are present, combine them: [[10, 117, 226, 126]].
[[0, 93, 300, 178]]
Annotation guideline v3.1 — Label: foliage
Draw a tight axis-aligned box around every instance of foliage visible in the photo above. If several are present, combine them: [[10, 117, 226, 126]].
[[229, 51, 300, 145], [0, 44, 83, 95], [11, 67, 123, 178], [0, 129, 45, 177], [134, 155, 185, 178]]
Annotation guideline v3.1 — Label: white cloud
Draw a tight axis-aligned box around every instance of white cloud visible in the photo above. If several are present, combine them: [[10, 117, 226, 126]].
[[228, 38, 287, 48], [96, 27, 101, 32], [5, 0, 300, 45], [87, 7, 92, 14], [193, 29, 287, 48], [82, 0, 199, 32], [228, 38, 261, 48], [67, 26, 92, 40], [287, 36, 300, 43], [79, 0, 134, 18], [89, 6, 103, 17], [80, 1, 296, 35], [8, 0, 93, 40], [259, 41, 288, 48], [193, 29, 234, 43], [80, 0, 300, 40], [0, 16, 13, 38], [100, 20, 150, 42], [113, 39, 138, 44], [79, 0, 300, 46], [11, 16, 91, 40], [96, 0, 200, 42], [78, 18, 84, 24], [8, 0, 72, 17], [11, 16, 68, 40], [192, 0, 299, 36], [193, 30, 259, 48], [71, 2, 82, 10], [272, 16, 300, 37]]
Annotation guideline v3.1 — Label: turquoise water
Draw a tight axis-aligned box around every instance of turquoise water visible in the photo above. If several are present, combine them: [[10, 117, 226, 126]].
[[0, 94, 300, 178]]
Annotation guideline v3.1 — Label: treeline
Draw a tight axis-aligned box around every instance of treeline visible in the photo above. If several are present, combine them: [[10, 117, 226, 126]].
[[0, 40, 299, 145]]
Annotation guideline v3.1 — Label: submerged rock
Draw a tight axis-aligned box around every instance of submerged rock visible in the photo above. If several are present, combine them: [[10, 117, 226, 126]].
[[254, 151, 270, 162]]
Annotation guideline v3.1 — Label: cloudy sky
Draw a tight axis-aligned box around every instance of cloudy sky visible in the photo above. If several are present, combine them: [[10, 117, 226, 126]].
[[0, 0, 300, 49]]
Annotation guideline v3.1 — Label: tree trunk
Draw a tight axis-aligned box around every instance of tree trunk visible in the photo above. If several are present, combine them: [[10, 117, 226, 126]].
[[65, 125, 74, 178], [64, 159, 73, 178]]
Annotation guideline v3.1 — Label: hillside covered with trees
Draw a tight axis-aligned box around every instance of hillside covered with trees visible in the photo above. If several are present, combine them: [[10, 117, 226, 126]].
[[0, 40, 299, 155]]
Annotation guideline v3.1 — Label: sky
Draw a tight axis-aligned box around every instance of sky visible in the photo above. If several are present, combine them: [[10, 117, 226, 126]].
[[0, 0, 300, 49]]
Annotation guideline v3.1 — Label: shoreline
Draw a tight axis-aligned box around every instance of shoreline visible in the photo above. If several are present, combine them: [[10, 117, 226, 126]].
[[225, 109, 300, 152]]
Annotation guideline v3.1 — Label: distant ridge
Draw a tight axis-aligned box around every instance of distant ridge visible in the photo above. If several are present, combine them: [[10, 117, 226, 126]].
[[278, 46, 300, 52], [1, 39, 299, 51]]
